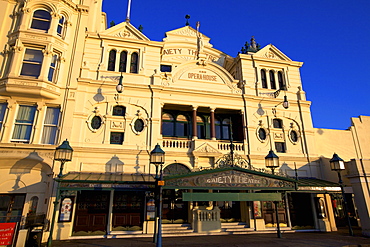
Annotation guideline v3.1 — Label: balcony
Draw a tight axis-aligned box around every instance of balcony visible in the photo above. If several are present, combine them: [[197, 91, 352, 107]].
[[0, 77, 61, 99]]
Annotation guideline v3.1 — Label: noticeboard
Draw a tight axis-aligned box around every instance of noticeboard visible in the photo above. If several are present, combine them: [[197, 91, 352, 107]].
[[0, 222, 17, 246]]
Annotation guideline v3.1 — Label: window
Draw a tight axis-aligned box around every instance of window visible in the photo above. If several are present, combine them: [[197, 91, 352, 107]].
[[290, 130, 299, 143], [196, 116, 206, 139], [273, 119, 283, 128], [269, 70, 276, 89], [20, 48, 43, 78], [91, 116, 102, 130], [161, 112, 189, 138], [215, 118, 230, 140], [108, 50, 116, 71], [275, 142, 286, 153], [162, 113, 174, 136], [12, 105, 37, 143], [278, 71, 286, 90], [0, 194, 26, 223], [113, 106, 126, 116], [160, 65, 172, 72], [261, 69, 267, 88], [119, 51, 127, 72], [110, 132, 124, 144], [175, 114, 189, 137], [0, 103, 7, 132], [258, 128, 267, 141], [28, 196, 39, 215], [130, 52, 138, 73], [30, 10, 51, 31], [48, 53, 59, 82], [42, 107, 60, 144], [134, 119, 144, 133], [57, 16, 66, 37]]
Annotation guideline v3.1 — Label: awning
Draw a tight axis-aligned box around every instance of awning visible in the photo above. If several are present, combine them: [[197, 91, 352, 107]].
[[57, 172, 156, 190], [297, 178, 341, 192]]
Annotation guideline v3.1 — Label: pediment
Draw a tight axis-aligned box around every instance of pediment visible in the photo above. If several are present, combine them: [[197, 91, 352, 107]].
[[164, 167, 297, 190], [193, 143, 222, 155], [101, 22, 150, 41], [254, 44, 292, 61]]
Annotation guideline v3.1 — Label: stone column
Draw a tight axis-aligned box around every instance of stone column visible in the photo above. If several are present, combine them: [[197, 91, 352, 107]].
[[210, 108, 216, 140], [192, 106, 197, 140]]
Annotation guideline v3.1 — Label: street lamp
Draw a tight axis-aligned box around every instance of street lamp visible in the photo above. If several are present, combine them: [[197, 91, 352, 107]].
[[265, 150, 282, 238], [47, 140, 73, 247], [116, 73, 124, 93], [150, 144, 165, 247], [329, 153, 354, 236]]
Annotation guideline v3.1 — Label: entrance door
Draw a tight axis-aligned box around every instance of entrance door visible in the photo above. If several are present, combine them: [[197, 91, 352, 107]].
[[263, 201, 287, 226], [162, 189, 188, 223], [288, 193, 314, 229], [0, 194, 26, 223], [218, 201, 241, 222], [73, 191, 110, 234], [112, 191, 144, 231]]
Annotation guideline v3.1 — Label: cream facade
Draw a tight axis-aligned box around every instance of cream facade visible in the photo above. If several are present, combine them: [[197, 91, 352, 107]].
[[0, 0, 369, 244]]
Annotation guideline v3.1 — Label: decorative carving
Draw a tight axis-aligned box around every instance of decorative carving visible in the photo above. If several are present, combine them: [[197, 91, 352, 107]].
[[172, 28, 197, 37]]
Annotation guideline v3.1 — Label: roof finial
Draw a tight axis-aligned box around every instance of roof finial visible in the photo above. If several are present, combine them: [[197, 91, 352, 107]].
[[185, 15, 190, 26]]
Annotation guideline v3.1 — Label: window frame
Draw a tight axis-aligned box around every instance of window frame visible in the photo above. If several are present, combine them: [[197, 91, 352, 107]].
[[41, 107, 60, 145], [269, 70, 276, 89], [108, 49, 117, 71], [215, 117, 231, 140], [275, 142, 286, 153], [12, 105, 37, 143], [48, 52, 60, 83], [20, 48, 44, 78], [130, 52, 139, 73], [261, 69, 268, 88], [161, 111, 190, 138], [30, 9, 51, 32]]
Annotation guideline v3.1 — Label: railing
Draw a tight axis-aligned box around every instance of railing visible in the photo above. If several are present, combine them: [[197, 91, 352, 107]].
[[162, 140, 192, 149], [192, 206, 221, 233], [217, 142, 244, 151]]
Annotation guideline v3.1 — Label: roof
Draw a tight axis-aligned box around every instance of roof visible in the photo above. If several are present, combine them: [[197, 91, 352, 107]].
[[57, 172, 155, 184], [297, 177, 341, 192]]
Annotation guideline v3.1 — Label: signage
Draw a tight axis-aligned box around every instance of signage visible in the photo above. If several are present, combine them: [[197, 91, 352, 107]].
[[59, 197, 74, 222], [162, 48, 218, 62], [165, 169, 296, 190], [0, 222, 17, 246], [60, 183, 154, 189], [180, 69, 220, 83]]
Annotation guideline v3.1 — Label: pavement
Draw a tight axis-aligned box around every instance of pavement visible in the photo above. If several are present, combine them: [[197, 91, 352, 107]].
[[50, 227, 369, 247]]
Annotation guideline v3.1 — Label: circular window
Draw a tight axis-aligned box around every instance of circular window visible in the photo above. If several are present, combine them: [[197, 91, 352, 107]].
[[258, 128, 267, 141], [134, 119, 145, 132], [91, 116, 102, 129], [290, 130, 299, 143]]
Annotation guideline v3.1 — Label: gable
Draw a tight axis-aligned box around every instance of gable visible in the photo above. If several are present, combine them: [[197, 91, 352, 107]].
[[254, 44, 292, 61], [101, 21, 150, 41]]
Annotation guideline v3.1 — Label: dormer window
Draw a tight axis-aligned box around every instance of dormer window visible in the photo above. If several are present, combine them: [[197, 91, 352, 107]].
[[31, 10, 51, 32]]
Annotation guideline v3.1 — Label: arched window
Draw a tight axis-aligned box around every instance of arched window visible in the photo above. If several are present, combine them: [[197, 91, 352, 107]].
[[269, 70, 276, 89], [31, 10, 51, 31], [119, 51, 127, 72], [130, 52, 138, 73], [175, 114, 189, 137], [162, 113, 175, 137], [28, 196, 39, 214], [273, 118, 283, 128], [215, 118, 230, 140], [163, 163, 191, 176], [278, 71, 286, 90], [196, 116, 206, 139], [261, 69, 267, 88], [57, 15, 66, 37], [108, 50, 116, 71]]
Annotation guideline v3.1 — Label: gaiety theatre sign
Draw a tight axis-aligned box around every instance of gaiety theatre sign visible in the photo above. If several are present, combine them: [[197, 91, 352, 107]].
[[162, 48, 218, 62], [165, 170, 296, 190]]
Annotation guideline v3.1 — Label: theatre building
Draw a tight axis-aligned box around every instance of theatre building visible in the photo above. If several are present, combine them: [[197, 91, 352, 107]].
[[0, 0, 369, 243]]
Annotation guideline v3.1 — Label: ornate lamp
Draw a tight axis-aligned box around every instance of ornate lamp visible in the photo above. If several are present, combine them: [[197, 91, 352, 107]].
[[265, 150, 279, 174], [54, 139, 73, 177]]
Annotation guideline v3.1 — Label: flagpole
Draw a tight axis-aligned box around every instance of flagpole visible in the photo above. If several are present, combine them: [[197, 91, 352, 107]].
[[126, 0, 132, 22]]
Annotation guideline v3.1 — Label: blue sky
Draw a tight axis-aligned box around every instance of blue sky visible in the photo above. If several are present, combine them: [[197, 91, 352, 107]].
[[102, 0, 370, 130]]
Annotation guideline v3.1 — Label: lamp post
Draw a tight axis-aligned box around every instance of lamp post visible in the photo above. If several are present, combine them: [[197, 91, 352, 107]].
[[265, 150, 282, 238], [47, 139, 73, 247], [150, 144, 165, 247], [329, 153, 354, 236]]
